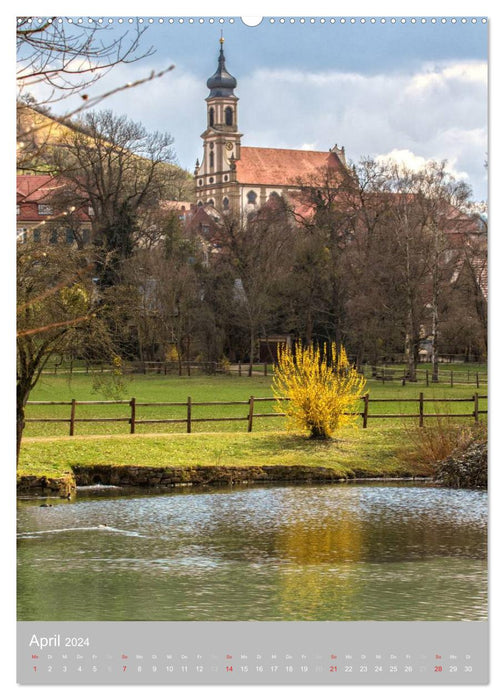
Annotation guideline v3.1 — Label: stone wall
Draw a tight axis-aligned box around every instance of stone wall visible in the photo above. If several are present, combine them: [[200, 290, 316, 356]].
[[71, 464, 346, 488]]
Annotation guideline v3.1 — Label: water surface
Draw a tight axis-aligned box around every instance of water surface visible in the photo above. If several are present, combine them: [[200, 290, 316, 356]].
[[17, 482, 487, 621]]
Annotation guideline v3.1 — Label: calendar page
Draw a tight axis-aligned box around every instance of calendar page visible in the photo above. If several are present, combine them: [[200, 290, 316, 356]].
[[15, 11, 489, 688]]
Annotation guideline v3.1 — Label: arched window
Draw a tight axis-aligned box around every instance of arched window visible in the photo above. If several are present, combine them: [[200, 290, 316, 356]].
[[197, 200, 203, 207], [209, 151, 214, 169], [208, 199, 215, 207], [223, 197, 229, 210], [225, 107, 233, 126], [247, 190, 257, 205], [209, 107, 214, 127]]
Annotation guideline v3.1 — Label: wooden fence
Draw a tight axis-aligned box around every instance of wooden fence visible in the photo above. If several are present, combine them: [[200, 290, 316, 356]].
[[42, 360, 486, 386], [369, 366, 487, 387], [25, 392, 487, 437]]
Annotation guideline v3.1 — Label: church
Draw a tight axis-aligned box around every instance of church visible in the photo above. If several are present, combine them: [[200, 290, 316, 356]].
[[194, 38, 348, 216]]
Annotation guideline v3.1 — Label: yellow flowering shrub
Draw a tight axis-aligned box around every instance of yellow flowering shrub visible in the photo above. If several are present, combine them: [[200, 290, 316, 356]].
[[273, 341, 366, 439]]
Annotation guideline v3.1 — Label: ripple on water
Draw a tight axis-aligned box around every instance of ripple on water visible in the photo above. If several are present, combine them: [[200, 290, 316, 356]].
[[17, 483, 487, 621]]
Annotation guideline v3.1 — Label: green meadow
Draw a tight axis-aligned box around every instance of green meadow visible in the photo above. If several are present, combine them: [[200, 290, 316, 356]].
[[23, 371, 487, 438]]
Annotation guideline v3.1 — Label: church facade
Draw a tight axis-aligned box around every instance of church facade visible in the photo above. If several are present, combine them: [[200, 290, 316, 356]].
[[194, 39, 348, 216]]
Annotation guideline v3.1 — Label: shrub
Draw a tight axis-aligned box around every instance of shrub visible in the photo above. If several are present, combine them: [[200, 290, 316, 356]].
[[273, 341, 366, 439], [399, 418, 487, 475]]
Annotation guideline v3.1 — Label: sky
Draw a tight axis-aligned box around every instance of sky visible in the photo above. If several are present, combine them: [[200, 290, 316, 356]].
[[21, 16, 488, 200]]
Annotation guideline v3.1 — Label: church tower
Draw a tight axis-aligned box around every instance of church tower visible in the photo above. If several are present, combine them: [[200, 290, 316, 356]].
[[195, 37, 242, 211]]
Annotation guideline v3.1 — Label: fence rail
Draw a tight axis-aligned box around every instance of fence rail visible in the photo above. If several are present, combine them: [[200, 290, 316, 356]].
[[41, 360, 487, 386], [25, 392, 487, 437], [367, 366, 487, 388]]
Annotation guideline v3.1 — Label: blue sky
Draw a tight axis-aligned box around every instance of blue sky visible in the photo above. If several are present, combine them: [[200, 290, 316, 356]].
[[24, 16, 488, 200]]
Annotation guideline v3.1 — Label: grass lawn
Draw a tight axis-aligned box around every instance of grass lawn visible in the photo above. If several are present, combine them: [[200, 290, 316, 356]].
[[17, 426, 430, 481], [23, 372, 487, 438], [18, 372, 487, 483]]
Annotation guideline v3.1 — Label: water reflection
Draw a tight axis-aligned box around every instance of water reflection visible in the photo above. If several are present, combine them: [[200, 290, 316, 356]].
[[17, 482, 487, 621]]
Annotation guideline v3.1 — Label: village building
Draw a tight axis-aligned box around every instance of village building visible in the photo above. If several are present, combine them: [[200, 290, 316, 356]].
[[16, 174, 92, 245], [194, 37, 348, 216]]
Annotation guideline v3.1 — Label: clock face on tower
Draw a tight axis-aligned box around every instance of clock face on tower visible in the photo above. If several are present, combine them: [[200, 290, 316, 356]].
[[224, 141, 234, 165]]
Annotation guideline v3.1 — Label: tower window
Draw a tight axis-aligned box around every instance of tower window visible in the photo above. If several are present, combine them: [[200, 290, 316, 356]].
[[247, 190, 257, 205], [208, 199, 215, 207], [209, 151, 214, 168], [198, 179, 203, 186], [209, 107, 214, 127], [224, 175, 228, 182], [225, 107, 233, 126], [223, 197, 229, 210], [209, 177, 214, 184]]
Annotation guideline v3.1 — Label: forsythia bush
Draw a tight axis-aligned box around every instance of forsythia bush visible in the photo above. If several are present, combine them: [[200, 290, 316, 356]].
[[273, 341, 366, 439]]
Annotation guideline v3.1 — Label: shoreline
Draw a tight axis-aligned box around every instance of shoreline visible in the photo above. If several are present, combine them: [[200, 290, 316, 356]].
[[16, 463, 435, 497]]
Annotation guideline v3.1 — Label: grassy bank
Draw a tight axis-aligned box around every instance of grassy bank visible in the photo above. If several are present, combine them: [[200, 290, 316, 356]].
[[18, 426, 432, 481]]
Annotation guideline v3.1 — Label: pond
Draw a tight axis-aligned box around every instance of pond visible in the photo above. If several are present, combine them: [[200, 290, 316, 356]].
[[17, 481, 487, 621]]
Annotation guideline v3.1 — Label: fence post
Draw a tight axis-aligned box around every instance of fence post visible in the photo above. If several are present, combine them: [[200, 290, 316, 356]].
[[264, 362, 267, 377], [69, 399, 76, 436], [363, 393, 369, 429], [239, 361, 242, 377], [476, 372, 480, 389], [426, 369, 429, 387], [130, 397, 136, 434], [187, 396, 192, 433], [248, 396, 255, 433], [474, 393, 479, 424], [451, 370, 454, 388], [419, 392, 424, 427]]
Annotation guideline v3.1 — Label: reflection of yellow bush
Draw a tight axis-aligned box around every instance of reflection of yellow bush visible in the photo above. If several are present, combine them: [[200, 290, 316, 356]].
[[273, 342, 366, 439], [275, 503, 363, 619]]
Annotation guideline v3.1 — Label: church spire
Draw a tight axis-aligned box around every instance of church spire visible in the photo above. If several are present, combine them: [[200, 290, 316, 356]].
[[206, 36, 237, 98]]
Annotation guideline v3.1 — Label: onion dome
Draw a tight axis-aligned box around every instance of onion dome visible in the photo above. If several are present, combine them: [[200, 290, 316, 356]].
[[207, 37, 237, 98]]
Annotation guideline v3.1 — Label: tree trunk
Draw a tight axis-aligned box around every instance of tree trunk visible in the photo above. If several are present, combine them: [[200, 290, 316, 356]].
[[405, 330, 417, 382], [248, 328, 255, 377], [431, 288, 439, 383], [16, 381, 29, 465]]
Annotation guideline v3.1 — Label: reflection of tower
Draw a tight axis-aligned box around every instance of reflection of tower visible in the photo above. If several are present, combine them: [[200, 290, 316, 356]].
[[195, 37, 242, 211]]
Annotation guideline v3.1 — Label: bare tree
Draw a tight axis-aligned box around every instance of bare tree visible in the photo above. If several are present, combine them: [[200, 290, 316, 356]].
[[51, 109, 177, 285], [17, 17, 152, 104], [17, 17, 174, 168], [16, 242, 117, 460], [215, 201, 294, 375]]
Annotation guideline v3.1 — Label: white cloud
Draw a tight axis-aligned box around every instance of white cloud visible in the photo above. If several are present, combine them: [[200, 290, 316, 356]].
[[40, 57, 488, 200], [375, 149, 469, 182], [239, 60, 487, 199]]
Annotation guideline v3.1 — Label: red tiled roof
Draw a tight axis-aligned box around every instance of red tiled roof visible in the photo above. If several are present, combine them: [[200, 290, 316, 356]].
[[17, 174, 91, 223], [16, 174, 66, 202], [235, 147, 345, 187]]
